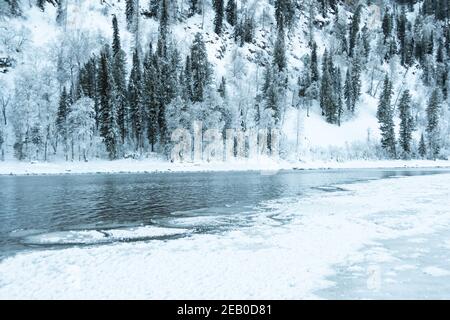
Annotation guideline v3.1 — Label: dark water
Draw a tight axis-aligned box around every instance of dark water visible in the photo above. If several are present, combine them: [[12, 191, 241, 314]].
[[0, 168, 448, 259]]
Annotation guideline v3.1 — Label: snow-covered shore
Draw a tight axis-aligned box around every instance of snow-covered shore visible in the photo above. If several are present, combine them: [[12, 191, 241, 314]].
[[1, 159, 450, 176], [1, 173, 450, 299]]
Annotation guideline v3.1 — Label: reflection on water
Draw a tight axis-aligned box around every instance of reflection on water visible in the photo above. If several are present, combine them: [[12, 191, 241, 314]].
[[0, 168, 448, 258]]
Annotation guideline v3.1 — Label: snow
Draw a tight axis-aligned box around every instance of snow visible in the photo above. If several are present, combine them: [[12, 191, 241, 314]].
[[283, 105, 380, 149], [422, 267, 450, 277], [23, 226, 190, 245], [1, 158, 450, 176], [1, 173, 450, 299]]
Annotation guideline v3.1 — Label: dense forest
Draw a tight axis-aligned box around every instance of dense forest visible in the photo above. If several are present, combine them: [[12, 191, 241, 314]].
[[0, 0, 449, 162]]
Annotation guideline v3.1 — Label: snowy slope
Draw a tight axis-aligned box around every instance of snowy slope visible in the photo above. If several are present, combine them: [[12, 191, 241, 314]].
[[1, 0, 449, 164]]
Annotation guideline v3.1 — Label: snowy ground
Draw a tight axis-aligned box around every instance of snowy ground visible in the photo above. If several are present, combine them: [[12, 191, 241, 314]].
[[1, 173, 450, 299], [1, 158, 450, 175]]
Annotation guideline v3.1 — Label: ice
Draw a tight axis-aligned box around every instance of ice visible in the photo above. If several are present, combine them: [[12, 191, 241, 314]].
[[23, 226, 190, 245]]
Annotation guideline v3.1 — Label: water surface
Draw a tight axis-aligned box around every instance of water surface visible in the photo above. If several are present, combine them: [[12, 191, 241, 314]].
[[0, 168, 448, 259]]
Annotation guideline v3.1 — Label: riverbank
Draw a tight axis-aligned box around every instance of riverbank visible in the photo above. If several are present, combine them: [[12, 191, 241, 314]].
[[1, 158, 450, 176], [1, 173, 450, 299]]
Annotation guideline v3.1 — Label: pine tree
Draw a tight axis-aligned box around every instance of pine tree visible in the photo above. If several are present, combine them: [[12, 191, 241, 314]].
[[7, 0, 21, 16], [148, 0, 160, 18], [310, 41, 319, 83], [128, 49, 144, 152], [349, 5, 362, 58], [126, 0, 137, 32], [111, 15, 128, 144], [157, 0, 169, 59], [143, 45, 159, 152], [183, 55, 194, 102], [361, 24, 371, 59], [275, 0, 295, 30], [218, 76, 226, 98], [335, 68, 343, 127], [160, 47, 181, 149], [273, 23, 287, 72], [397, 8, 407, 66], [377, 75, 396, 158], [382, 10, 392, 43], [419, 133, 427, 159], [36, 0, 45, 11], [214, 0, 224, 35], [225, 0, 237, 26], [426, 89, 441, 160], [190, 33, 211, 103], [97, 46, 120, 159], [56, 87, 70, 160], [262, 64, 280, 126], [79, 57, 98, 127], [344, 69, 354, 112], [350, 58, 361, 112], [398, 90, 414, 157], [320, 50, 335, 122], [189, 0, 202, 17], [334, 7, 348, 55]]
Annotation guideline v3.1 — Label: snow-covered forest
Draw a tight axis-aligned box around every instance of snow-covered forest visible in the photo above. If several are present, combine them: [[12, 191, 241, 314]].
[[0, 0, 449, 163]]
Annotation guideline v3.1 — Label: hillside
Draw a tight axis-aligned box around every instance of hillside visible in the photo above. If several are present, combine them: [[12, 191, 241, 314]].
[[0, 0, 449, 164]]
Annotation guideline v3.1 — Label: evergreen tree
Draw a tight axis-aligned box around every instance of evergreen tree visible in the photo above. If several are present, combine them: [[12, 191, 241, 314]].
[[310, 41, 320, 82], [7, 0, 21, 16], [426, 89, 441, 159], [143, 46, 159, 152], [334, 7, 348, 55], [79, 58, 98, 127], [344, 69, 353, 112], [97, 46, 120, 159], [398, 90, 414, 157], [349, 5, 362, 57], [190, 33, 211, 103], [335, 68, 344, 126], [188, 0, 202, 17], [148, 0, 160, 18], [160, 47, 181, 149], [111, 15, 128, 144], [377, 75, 396, 158], [350, 58, 361, 111], [262, 65, 280, 126], [397, 8, 407, 65], [157, 0, 169, 58], [214, 0, 224, 35], [183, 55, 194, 102], [128, 49, 145, 152], [320, 50, 336, 122], [419, 133, 427, 158], [225, 0, 237, 26], [360, 24, 371, 59], [382, 10, 392, 43], [36, 0, 45, 11], [275, 0, 295, 30], [126, 0, 137, 32], [218, 76, 226, 99], [56, 87, 70, 160], [273, 23, 287, 71]]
